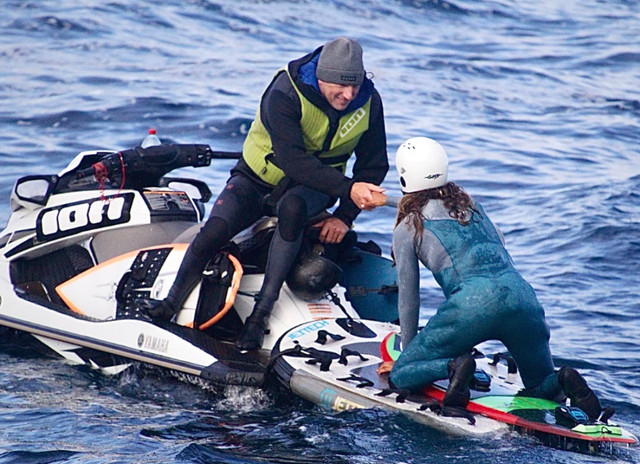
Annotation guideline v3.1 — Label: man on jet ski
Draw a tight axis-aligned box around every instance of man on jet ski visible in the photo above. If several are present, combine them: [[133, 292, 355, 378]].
[[385, 137, 607, 422], [137, 37, 389, 351]]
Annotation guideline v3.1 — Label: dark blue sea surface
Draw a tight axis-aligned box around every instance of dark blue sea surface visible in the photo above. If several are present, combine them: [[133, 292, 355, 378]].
[[1, 0, 639, 463]]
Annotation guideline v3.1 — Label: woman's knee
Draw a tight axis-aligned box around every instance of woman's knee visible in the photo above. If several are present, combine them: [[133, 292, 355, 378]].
[[390, 357, 449, 391]]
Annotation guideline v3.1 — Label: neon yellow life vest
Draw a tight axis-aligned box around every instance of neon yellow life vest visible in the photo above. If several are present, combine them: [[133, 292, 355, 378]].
[[242, 69, 372, 186]]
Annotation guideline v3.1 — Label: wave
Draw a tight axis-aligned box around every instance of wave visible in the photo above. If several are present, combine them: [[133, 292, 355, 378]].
[[0, 450, 79, 464]]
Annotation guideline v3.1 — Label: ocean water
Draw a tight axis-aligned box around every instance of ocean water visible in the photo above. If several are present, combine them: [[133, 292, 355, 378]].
[[0, 0, 639, 463]]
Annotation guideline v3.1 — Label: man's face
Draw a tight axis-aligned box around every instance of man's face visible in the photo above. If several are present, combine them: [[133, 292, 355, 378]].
[[318, 80, 361, 111]]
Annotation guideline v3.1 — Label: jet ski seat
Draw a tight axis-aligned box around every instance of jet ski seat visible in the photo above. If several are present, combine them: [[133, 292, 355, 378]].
[[91, 221, 199, 264]]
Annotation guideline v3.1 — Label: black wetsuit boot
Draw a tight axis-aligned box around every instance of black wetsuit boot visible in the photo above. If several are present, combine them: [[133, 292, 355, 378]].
[[557, 366, 603, 421], [136, 217, 230, 321], [235, 228, 303, 351], [443, 353, 476, 408], [235, 297, 274, 351], [136, 246, 207, 321]]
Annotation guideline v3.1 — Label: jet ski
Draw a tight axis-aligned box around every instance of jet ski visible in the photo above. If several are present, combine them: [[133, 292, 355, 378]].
[[0, 141, 400, 384], [0, 141, 636, 453]]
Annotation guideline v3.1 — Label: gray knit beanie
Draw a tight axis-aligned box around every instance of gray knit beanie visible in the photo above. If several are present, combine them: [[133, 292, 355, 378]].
[[316, 37, 364, 86]]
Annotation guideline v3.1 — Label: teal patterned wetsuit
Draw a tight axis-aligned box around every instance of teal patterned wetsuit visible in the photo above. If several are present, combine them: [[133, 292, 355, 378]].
[[389, 199, 561, 398]]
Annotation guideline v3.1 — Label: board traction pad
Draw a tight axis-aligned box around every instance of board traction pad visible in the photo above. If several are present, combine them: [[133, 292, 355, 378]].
[[274, 319, 638, 448]]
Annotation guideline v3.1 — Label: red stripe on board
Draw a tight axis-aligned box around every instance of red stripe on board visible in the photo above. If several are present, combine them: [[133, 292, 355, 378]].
[[422, 386, 636, 445]]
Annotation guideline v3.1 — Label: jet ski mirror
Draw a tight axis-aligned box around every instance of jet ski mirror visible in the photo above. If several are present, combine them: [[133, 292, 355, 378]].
[[159, 177, 213, 220], [10, 175, 58, 211], [159, 177, 212, 203]]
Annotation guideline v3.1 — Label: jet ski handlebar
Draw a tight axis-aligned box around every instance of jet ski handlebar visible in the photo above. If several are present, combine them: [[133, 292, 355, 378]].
[[76, 143, 217, 189]]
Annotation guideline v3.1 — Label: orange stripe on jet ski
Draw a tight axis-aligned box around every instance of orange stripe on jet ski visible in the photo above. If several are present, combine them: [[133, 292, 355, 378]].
[[55, 243, 189, 316], [196, 253, 243, 330]]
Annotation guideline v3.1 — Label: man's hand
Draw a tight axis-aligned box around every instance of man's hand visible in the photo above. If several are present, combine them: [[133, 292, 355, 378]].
[[314, 216, 349, 244], [350, 182, 385, 210]]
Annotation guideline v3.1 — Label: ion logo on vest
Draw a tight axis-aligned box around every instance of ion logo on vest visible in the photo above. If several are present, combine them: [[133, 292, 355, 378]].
[[339, 108, 366, 138]]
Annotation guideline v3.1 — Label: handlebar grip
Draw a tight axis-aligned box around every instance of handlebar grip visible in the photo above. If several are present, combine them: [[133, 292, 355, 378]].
[[76, 160, 112, 182], [76, 166, 96, 179]]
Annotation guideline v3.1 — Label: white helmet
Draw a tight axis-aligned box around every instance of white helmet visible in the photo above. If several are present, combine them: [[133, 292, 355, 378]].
[[395, 137, 449, 193]]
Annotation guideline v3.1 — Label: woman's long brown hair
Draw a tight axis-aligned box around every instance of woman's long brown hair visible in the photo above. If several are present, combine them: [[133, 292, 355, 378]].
[[394, 182, 480, 246]]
